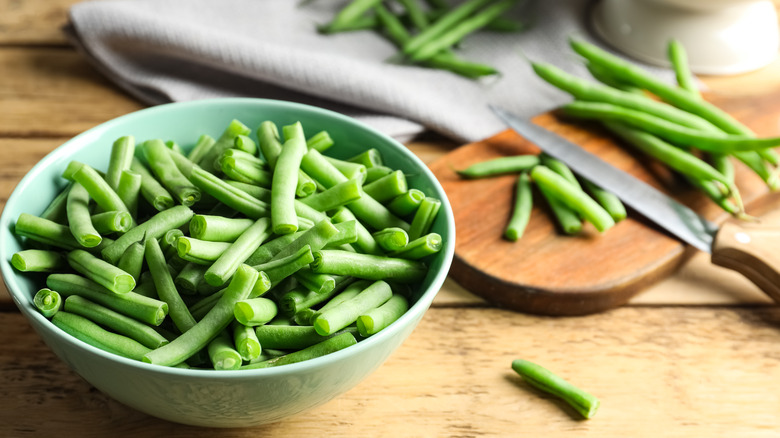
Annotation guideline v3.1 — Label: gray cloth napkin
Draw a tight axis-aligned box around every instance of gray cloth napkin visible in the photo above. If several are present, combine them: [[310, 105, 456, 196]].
[[65, 0, 670, 144]]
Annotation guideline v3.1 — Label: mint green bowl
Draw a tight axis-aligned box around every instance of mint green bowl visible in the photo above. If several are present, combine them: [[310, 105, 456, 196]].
[[0, 98, 454, 427]]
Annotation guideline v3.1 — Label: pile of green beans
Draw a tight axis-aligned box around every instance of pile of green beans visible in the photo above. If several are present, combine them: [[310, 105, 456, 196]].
[[532, 38, 778, 219], [455, 152, 626, 241], [315, 0, 527, 79], [11, 117, 444, 370]]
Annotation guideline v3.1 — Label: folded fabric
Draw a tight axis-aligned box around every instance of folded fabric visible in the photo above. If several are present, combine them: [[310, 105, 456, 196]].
[[65, 0, 672, 144]]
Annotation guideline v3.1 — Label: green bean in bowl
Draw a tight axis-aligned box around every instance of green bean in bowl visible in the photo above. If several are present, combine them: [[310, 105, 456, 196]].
[[0, 98, 454, 427]]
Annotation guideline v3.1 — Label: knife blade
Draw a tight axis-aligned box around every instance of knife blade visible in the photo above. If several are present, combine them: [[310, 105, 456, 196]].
[[490, 105, 780, 302]]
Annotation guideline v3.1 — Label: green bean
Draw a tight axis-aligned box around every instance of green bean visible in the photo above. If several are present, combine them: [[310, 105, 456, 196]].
[[271, 122, 308, 234], [532, 61, 717, 131], [585, 61, 642, 93], [357, 293, 408, 336], [52, 311, 152, 361], [408, 197, 441, 240], [667, 39, 699, 97], [252, 245, 315, 291], [582, 179, 627, 223], [347, 148, 384, 168], [373, 227, 409, 251], [207, 331, 242, 370], [117, 242, 145, 281], [40, 184, 71, 224], [67, 249, 135, 294], [204, 217, 273, 287], [15, 213, 81, 251], [253, 324, 342, 350], [64, 295, 169, 349], [101, 205, 195, 264], [328, 220, 359, 247], [511, 359, 600, 419], [47, 273, 168, 326], [398, 0, 429, 29], [324, 157, 367, 183], [408, 0, 518, 62], [90, 210, 132, 234], [232, 321, 262, 361], [130, 158, 175, 211], [104, 136, 136, 191], [279, 278, 356, 316], [540, 154, 580, 188], [298, 179, 360, 212], [174, 262, 208, 294], [176, 236, 231, 264], [65, 182, 102, 248], [330, 207, 382, 255], [322, 0, 381, 33], [234, 297, 278, 326], [161, 228, 185, 261], [189, 166, 269, 219], [456, 155, 540, 179], [538, 183, 582, 235], [187, 134, 216, 163], [33, 288, 62, 318], [362, 170, 408, 203], [196, 119, 252, 173], [311, 250, 427, 283], [306, 130, 335, 153], [402, 0, 494, 56], [257, 121, 283, 168], [293, 268, 339, 294], [188, 288, 225, 320], [144, 263, 259, 366], [364, 165, 394, 184], [11, 249, 66, 273], [390, 232, 442, 259], [189, 214, 253, 242], [293, 308, 317, 326], [145, 237, 196, 333], [242, 331, 357, 369], [65, 162, 132, 219], [244, 231, 305, 266], [503, 173, 533, 241], [142, 139, 202, 206], [114, 170, 142, 218], [386, 189, 425, 218], [313, 280, 392, 335], [531, 165, 615, 232], [220, 155, 272, 187], [234, 134, 258, 155]]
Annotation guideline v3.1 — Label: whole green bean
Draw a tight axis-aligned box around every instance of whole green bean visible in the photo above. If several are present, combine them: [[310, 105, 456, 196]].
[[12, 249, 67, 273], [455, 155, 540, 179], [66, 182, 102, 248], [538, 183, 582, 235], [64, 295, 169, 349], [402, 0, 494, 56], [322, 0, 382, 33], [67, 249, 135, 294], [667, 39, 699, 97], [33, 288, 62, 318], [311, 250, 427, 283], [504, 173, 533, 241], [511, 359, 600, 419], [581, 179, 627, 223], [52, 311, 151, 361]]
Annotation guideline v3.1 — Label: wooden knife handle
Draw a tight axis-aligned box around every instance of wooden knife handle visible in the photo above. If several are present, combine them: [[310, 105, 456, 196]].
[[712, 221, 780, 303]]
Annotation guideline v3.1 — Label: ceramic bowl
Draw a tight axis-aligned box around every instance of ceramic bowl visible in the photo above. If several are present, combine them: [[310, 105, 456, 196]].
[[0, 98, 455, 427]]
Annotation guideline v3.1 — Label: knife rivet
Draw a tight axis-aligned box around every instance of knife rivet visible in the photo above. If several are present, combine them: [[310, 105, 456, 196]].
[[735, 232, 751, 244]]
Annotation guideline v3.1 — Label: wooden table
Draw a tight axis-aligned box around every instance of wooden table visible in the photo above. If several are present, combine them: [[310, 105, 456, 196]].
[[3, 1, 780, 436]]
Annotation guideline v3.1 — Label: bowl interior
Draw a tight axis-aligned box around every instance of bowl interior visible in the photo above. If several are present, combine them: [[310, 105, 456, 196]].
[[0, 98, 455, 425]]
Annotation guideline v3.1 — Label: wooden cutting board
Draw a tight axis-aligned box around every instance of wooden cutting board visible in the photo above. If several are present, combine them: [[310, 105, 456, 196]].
[[429, 89, 780, 316]]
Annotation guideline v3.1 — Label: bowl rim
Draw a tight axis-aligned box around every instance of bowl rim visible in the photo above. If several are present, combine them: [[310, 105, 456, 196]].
[[0, 97, 456, 378]]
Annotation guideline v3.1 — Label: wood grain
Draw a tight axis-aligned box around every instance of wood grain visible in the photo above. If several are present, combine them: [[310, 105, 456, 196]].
[[4, 306, 780, 436], [0, 0, 77, 45], [431, 86, 780, 316]]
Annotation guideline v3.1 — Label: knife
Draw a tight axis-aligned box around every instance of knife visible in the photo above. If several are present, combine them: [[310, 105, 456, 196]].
[[490, 105, 780, 303]]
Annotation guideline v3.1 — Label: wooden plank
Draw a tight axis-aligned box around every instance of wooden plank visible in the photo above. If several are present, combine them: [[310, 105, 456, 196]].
[[0, 48, 144, 137], [0, 0, 78, 45], [3, 306, 780, 435]]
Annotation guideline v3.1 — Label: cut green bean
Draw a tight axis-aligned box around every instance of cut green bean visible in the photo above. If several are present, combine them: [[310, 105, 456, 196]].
[[389, 233, 442, 259], [174, 262, 208, 294], [101, 205, 195, 264], [293, 268, 338, 294], [15, 213, 81, 251], [113, 174, 140, 218], [330, 207, 382, 255], [357, 293, 409, 336], [279, 278, 356, 316], [271, 122, 308, 234], [306, 130, 335, 153], [189, 214, 254, 242], [408, 197, 441, 240], [531, 165, 614, 232], [130, 157, 175, 211], [364, 165, 394, 184], [52, 311, 152, 361], [373, 227, 409, 251], [511, 359, 600, 419], [176, 237, 231, 264], [40, 184, 71, 224], [66, 182, 102, 248], [311, 250, 427, 283], [64, 295, 169, 349], [455, 155, 540, 179], [258, 121, 283, 168], [104, 136, 136, 193], [313, 280, 392, 335], [67, 249, 135, 294], [33, 288, 62, 318], [504, 173, 533, 241], [299, 178, 363, 212], [47, 273, 168, 326], [220, 155, 272, 187], [252, 245, 315, 291], [233, 321, 262, 361], [145, 237, 196, 333], [204, 217, 273, 287], [244, 231, 305, 266], [254, 324, 342, 350], [117, 242, 145, 281], [189, 166, 269, 219], [362, 170, 408, 203], [11, 249, 67, 273], [65, 162, 132, 218], [196, 119, 252, 173], [242, 331, 357, 369], [142, 139, 201, 206], [582, 179, 627, 223], [347, 148, 384, 168], [234, 134, 258, 155], [187, 134, 216, 163], [538, 183, 582, 235], [207, 331, 242, 370], [90, 210, 133, 234], [234, 297, 278, 326], [324, 156, 367, 183], [387, 189, 426, 217]]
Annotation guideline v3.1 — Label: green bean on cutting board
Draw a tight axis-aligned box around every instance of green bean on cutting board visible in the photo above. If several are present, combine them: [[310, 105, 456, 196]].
[[10, 116, 441, 370]]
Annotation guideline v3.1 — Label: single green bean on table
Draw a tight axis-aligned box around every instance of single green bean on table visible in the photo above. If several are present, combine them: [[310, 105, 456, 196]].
[[12, 249, 67, 273], [511, 358, 600, 419], [504, 173, 533, 241], [456, 155, 540, 179], [33, 288, 62, 318]]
